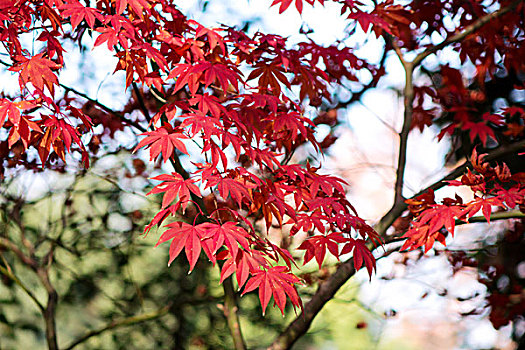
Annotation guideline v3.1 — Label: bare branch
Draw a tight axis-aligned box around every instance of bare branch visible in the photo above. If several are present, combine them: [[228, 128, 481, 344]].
[[393, 61, 414, 206], [222, 277, 247, 350], [61, 84, 148, 133], [0, 237, 38, 269], [0, 260, 44, 312], [36, 267, 59, 350], [64, 304, 172, 350]]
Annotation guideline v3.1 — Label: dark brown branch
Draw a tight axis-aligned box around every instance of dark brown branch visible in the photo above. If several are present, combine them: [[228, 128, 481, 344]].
[[269, 242, 401, 350], [412, 0, 523, 67], [0, 237, 38, 268], [334, 46, 389, 109], [36, 267, 59, 350], [64, 304, 172, 350], [61, 84, 147, 133], [465, 210, 525, 223], [131, 82, 153, 125], [393, 61, 414, 206]]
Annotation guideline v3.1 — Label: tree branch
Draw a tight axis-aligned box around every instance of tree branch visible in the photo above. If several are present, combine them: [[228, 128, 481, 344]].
[[61, 84, 148, 133], [64, 304, 172, 350], [269, 242, 401, 350], [222, 277, 247, 350], [36, 267, 59, 350], [412, 0, 523, 67], [268, 260, 356, 350], [465, 210, 525, 223], [0, 262, 45, 312], [393, 60, 414, 206], [0, 237, 38, 268]]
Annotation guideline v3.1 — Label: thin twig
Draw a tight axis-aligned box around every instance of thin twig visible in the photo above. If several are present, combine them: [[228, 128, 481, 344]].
[[61, 84, 148, 133], [0, 260, 45, 312], [64, 304, 172, 350]]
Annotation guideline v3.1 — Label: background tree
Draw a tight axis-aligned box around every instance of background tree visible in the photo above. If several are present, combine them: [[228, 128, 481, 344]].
[[0, 0, 524, 349]]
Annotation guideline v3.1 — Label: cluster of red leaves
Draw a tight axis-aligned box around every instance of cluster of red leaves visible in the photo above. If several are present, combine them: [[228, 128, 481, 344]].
[[402, 149, 525, 252], [0, 0, 387, 315], [1, 0, 524, 317]]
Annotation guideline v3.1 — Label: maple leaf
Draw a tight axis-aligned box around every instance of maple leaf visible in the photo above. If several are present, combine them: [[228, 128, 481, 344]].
[[206, 176, 255, 208], [348, 11, 392, 36], [156, 222, 206, 271], [148, 173, 202, 210], [401, 224, 446, 253], [189, 93, 225, 118], [9, 54, 60, 94], [169, 63, 204, 95], [462, 121, 496, 146], [241, 266, 302, 315], [247, 62, 291, 96], [270, 0, 321, 14], [418, 204, 464, 237], [272, 112, 312, 142], [463, 196, 504, 223], [0, 99, 29, 128], [59, 1, 102, 29], [199, 222, 250, 259], [340, 238, 376, 276], [191, 21, 226, 53], [493, 185, 525, 209], [216, 249, 269, 288], [297, 232, 346, 267], [115, 0, 151, 17], [202, 62, 242, 94], [134, 127, 188, 163], [143, 204, 180, 235]]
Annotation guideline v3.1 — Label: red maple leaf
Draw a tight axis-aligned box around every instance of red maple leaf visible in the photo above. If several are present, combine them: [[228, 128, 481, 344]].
[[199, 222, 250, 259], [418, 204, 464, 237], [9, 54, 60, 94], [156, 222, 206, 271], [493, 185, 525, 209], [297, 232, 346, 267], [0, 99, 31, 128], [134, 127, 188, 163], [463, 196, 504, 223], [60, 1, 102, 29], [241, 266, 302, 315], [205, 175, 255, 208], [115, 0, 151, 17], [270, 0, 320, 14], [462, 120, 496, 146], [148, 173, 202, 210], [247, 62, 291, 96], [189, 93, 225, 118], [340, 238, 376, 276], [221, 249, 271, 288]]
